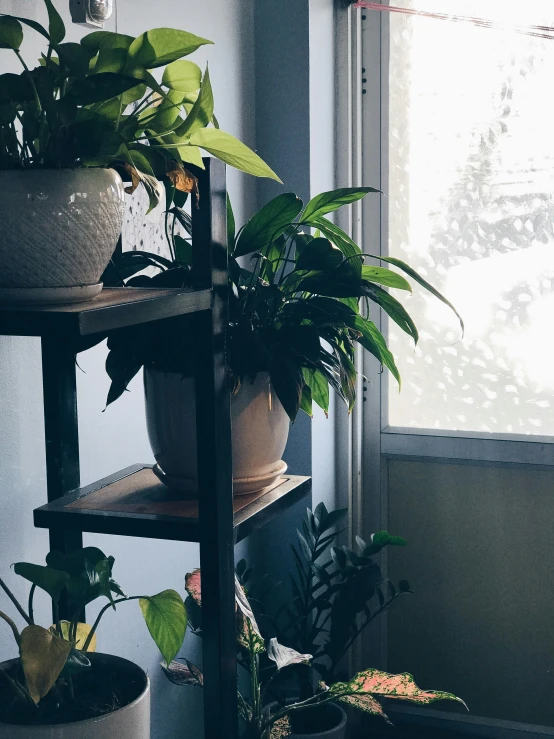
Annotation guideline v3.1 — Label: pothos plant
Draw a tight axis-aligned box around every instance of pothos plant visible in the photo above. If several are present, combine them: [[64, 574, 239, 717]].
[[0, 547, 186, 724], [245, 502, 412, 688], [103, 187, 463, 418], [162, 569, 465, 739], [0, 0, 279, 210]]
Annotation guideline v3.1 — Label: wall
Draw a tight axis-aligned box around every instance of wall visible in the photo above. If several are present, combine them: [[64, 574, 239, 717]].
[[0, 2, 256, 738]]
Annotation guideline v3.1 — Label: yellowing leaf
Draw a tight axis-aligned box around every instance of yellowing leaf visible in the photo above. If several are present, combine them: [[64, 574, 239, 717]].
[[20, 626, 71, 704], [51, 621, 97, 652], [139, 589, 187, 666], [166, 161, 198, 196]]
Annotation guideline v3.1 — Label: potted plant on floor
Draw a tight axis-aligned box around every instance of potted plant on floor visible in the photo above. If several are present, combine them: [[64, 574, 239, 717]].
[[237, 503, 413, 735], [103, 188, 462, 494], [162, 568, 465, 739], [0, 0, 279, 305], [0, 546, 187, 738]]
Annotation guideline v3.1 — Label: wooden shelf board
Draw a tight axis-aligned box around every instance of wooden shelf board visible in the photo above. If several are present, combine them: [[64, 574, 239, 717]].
[[0, 287, 212, 339], [34, 465, 311, 543]]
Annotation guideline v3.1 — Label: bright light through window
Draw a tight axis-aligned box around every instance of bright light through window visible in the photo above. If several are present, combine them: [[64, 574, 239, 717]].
[[386, 1, 554, 434]]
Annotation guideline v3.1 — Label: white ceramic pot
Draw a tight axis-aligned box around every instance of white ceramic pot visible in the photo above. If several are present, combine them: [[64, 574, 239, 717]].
[[0, 654, 150, 739], [144, 370, 290, 495], [0, 168, 125, 304]]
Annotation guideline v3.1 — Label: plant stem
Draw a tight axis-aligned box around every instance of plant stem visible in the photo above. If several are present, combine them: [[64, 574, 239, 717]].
[[0, 610, 21, 646], [27, 585, 36, 626], [0, 576, 31, 625], [82, 596, 141, 652], [15, 50, 43, 115]]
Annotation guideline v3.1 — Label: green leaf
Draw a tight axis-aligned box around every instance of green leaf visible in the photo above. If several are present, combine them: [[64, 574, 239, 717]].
[[56, 42, 93, 77], [66, 73, 143, 105], [139, 589, 187, 666], [188, 128, 282, 182], [44, 0, 65, 45], [81, 31, 134, 53], [373, 256, 464, 334], [227, 194, 236, 252], [175, 65, 214, 138], [0, 17, 23, 50], [309, 217, 363, 278], [127, 28, 213, 69], [301, 186, 379, 222], [162, 59, 202, 92], [234, 193, 303, 257], [174, 234, 192, 266], [362, 265, 411, 292], [19, 626, 72, 704], [13, 563, 69, 601], [347, 315, 400, 387], [302, 368, 330, 414], [363, 284, 418, 343], [296, 237, 344, 271]]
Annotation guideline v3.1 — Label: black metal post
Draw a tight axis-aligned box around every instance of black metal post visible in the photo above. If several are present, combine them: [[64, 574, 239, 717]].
[[41, 337, 83, 618], [192, 159, 238, 739]]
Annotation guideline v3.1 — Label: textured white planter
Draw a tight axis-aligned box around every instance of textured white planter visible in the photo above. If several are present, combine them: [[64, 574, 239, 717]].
[[144, 370, 290, 495], [0, 168, 125, 304], [0, 654, 150, 739]]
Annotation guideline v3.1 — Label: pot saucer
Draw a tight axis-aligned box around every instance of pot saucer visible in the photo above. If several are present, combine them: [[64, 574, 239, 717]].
[[0, 283, 102, 305]]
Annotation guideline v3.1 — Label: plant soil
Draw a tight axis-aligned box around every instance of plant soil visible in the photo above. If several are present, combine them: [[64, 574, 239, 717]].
[[0, 658, 146, 726], [290, 703, 342, 734]]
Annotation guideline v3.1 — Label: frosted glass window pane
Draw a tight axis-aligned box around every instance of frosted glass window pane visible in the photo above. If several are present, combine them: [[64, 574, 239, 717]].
[[386, 1, 554, 434]]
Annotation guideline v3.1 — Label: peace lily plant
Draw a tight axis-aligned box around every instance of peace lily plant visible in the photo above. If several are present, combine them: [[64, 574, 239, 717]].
[[0, 547, 186, 726], [162, 568, 465, 739]]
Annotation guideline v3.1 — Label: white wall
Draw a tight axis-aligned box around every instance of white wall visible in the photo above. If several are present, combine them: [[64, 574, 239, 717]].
[[0, 2, 256, 737]]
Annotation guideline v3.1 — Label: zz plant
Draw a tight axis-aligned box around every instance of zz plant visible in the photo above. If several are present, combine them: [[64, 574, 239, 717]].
[[0, 547, 186, 724], [103, 187, 463, 417], [162, 568, 465, 739], [249, 503, 411, 686], [0, 0, 279, 210]]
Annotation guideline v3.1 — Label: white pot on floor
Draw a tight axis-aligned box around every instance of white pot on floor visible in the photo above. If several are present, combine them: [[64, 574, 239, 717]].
[[144, 370, 290, 495], [0, 654, 150, 739], [0, 168, 125, 305]]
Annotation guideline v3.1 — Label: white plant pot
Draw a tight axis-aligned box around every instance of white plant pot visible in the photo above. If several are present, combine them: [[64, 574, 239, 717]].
[[0, 654, 150, 739], [144, 369, 290, 495], [0, 168, 125, 305]]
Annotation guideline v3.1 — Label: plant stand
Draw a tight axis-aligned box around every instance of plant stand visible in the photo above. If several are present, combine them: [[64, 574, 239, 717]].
[[0, 159, 311, 739]]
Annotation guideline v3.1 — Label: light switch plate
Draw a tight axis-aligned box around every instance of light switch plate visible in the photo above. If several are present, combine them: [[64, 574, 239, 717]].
[[69, 0, 112, 28]]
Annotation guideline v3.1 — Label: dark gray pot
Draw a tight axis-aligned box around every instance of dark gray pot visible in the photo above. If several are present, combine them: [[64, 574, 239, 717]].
[[272, 701, 347, 739], [0, 653, 150, 739]]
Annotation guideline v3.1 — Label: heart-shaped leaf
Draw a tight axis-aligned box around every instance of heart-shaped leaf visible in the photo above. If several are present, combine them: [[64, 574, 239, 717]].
[[0, 17, 23, 50], [19, 626, 72, 704], [161, 658, 203, 687], [296, 237, 344, 271], [139, 589, 187, 666], [185, 569, 202, 607], [162, 60, 202, 92], [127, 28, 213, 69], [44, 0, 65, 45]]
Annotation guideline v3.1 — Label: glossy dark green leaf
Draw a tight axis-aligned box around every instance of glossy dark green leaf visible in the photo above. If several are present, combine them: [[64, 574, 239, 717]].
[[0, 17, 23, 50], [44, 0, 65, 44], [374, 255, 464, 334], [296, 237, 344, 271], [268, 352, 304, 421], [302, 368, 330, 414], [362, 265, 411, 291], [234, 193, 303, 257], [313, 502, 328, 532], [308, 217, 363, 278], [56, 42, 93, 76], [301, 187, 379, 222], [174, 234, 192, 266], [331, 547, 347, 569], [81, 31, 134, 53], [0, 73, 34, 103], [347, 314, 400, 386], [363, 284, 418, 343]]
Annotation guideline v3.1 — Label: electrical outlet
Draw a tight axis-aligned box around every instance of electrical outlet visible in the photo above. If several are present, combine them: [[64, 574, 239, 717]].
[[70, 0, 113, 28]]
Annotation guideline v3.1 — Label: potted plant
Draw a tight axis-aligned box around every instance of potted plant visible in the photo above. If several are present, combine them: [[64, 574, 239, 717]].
[[162, 568, 465, 739], [0, 546, 187, 738], [0, 0, 279, 305], [103, 187, 462, 494], [251, 503, 411, 686]]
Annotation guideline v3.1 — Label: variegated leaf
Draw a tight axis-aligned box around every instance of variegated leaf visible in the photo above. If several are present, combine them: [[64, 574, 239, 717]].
[[346, 669, 467, 708], [161, 658, 203, 687], [184, 569, 202, 607], [271, 714, 292, 739], [336, 691, 391, 723], [235, 576, 265, 654]]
